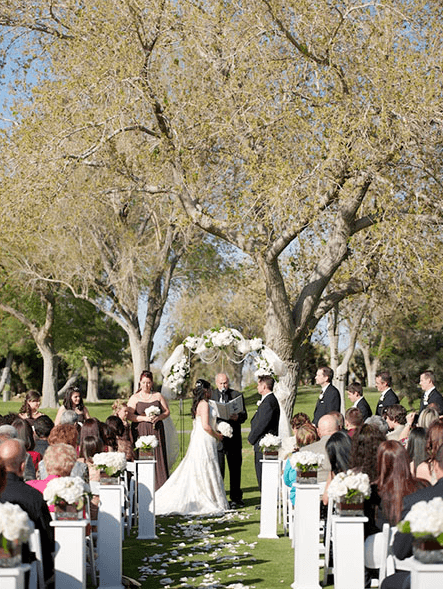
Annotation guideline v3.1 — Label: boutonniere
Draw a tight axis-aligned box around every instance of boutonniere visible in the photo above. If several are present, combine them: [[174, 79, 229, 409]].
[[257, 399, 262, 407]]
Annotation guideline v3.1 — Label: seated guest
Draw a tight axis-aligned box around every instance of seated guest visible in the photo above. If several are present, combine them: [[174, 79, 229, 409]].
[[381, 443, 443, 589], [415, 420, 443, 484], [0, 424, 36, 481], [0, 439, 54, 585], [59, 409, 79, 426], [78, 436, 104, 519], [329, 410, 345, 431], [345, 407, 364, 437], [290, 412, 312, 430], [365, 414, 389, 436], [283, 424, 319, 505], [12, 417, 42, 471], [33, 414, 54, 457], [27, 443, 78, 511], [385, 405, 407, 441], [38, 424, 88, 481], [417, 406, 439, 430], [347, 382, 372, 421], [303, 414, 340, 483], [322, 430, 352, 505], [406, 427, 427, 477], [105, 415, 134, 461], [112, 399, 133, 441]]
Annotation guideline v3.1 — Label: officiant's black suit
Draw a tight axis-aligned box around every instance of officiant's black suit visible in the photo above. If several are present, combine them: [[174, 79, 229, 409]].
[[248, 393, 280, 490], [211, 387, 247, 503]]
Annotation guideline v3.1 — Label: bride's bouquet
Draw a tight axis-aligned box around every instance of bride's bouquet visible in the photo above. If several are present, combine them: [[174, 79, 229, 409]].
[[217, 422, 233, 438]]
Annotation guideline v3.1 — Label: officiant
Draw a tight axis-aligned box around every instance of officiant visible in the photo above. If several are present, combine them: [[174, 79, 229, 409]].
[[211, 373, 247, 509]]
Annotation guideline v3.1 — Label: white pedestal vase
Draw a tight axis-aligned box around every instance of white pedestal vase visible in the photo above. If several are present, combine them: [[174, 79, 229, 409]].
[[292, 483, 321, 589], [258, 456, 280, 539], [137, 459, 157, 540], [51, 519, 89, 589], [0, 565, 30, 589], [410, 558, 443, 589], [332, 514, 368, 589], [98, 483, 124, 589]]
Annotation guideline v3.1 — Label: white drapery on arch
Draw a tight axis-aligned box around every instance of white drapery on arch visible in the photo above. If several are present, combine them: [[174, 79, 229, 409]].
[[160, 327, 292, 442]]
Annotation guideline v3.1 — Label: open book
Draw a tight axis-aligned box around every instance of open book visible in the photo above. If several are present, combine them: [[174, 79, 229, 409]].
[[209, 396, 244, 421]]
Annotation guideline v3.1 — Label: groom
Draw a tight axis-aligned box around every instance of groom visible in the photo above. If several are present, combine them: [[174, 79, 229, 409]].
[[248, 375, 280, 491]]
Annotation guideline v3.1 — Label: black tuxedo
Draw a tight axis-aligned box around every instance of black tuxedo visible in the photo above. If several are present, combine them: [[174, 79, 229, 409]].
[[375, 388, 399, 416], [313, 383, 340, 426], [248, 392, 280, 490], [210, 387, 247, 503], [355, 396, 373, 422], [381, 477, 443, 589], [419, 388, 443, 415]]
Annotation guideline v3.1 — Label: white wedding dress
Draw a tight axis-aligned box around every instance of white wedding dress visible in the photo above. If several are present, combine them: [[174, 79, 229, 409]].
[[155, 405, 229, 515]]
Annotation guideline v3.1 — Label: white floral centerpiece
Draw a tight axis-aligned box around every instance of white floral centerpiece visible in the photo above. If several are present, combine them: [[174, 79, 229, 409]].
[[328, 469, 370, 515], [289, 451, 323, 472], [135, 435, 159, 452], [217, 422, 233, 438], [93, 451, 127, 479], [259, 433, 281, 455], [43, 476, 90, 518], [163, 357, 190, 395], [289, 450, 323, 484], [145, 406, 161, 418], [0, 502, 32, 565], [397, 497, 443, 560]]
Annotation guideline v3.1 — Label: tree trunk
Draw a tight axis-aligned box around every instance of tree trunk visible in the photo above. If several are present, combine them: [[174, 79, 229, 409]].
[[83, 357, 100, 402], [57, 370, 80, 402], [0, 351, 13, 401], [360, 344, 380, 388], [128, 329, 150, 392], [38, 343, 59, 408]]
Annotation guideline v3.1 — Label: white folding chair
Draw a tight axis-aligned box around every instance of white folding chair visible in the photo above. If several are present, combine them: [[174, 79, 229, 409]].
[[28, 528, 45, 589], [321, 498, 334, 586], [85, 495, 98, 586]]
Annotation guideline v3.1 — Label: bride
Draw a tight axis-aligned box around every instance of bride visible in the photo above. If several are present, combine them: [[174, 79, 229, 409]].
[[155, 378, 229, 516]]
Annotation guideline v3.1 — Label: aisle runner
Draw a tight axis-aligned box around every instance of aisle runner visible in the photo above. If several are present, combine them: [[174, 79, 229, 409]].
[[137, 511, 257, 588]]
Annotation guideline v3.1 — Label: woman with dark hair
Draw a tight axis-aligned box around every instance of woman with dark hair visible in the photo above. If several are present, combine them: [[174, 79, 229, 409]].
[[416, 420, 443, 483], [128, 370, 171, 489], [18, 390, 44, 424], [105, 415, 134, 461], [12, 417, 42, 471], [78, 435, 104, 519], [155, 379, 229, 515], [322, 431, 352, 505], [406, 427, 427, 476], [54, 387, 91, 426]]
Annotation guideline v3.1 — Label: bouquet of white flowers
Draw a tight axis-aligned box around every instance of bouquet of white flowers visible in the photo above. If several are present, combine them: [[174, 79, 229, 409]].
[[93, 451, 127, 477], [397, 497, 443, 547], [217, 422, 233, 438], [289, 451, 323, 472], [259, 433, 281, 451], [328, 469, 371, 501], [135, 435, 159, 451], [145, 406, 161, 418], [43, 476, 90, 511], [0, 501, 32, 547]]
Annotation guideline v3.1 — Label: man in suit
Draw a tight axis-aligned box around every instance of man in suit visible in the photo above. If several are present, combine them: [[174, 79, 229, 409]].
[[0, 438, 54, 585], [375, 370, 399, 416], [312, 366, 341, 426], [381, 443, 443, 589], [419, 370, 443, 415], [248, 375, 280, 491], [211, 373, 247, 508], [302, 414, 339, 483], [346, 381, 372, 421]]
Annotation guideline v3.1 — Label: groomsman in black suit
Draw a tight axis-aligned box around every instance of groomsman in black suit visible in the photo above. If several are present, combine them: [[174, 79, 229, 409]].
[[381, 443, 443, 589], [419, 370, 443, 415], [211, 373, 247, 508], [248, 375, 280, 491], [346, 381, 372, 422], [375, 370, 399, 416], [312, 366, 341, 426]]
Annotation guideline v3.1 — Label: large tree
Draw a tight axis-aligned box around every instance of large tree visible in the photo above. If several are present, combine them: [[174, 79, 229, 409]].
[[1, 1, 443, 413]]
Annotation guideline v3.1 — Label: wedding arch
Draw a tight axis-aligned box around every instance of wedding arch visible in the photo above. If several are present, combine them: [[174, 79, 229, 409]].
[[160, 327, 292, 449]]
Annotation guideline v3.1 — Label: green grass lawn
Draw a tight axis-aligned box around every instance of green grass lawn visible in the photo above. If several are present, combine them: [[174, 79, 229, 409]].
[[1, 386, 419, 588]]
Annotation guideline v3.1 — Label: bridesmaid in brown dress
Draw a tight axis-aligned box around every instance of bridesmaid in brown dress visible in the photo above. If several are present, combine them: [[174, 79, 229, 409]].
[[128, 370, 170, 489]]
